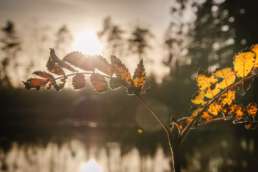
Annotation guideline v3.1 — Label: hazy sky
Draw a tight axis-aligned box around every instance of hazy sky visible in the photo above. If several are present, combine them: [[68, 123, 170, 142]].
[[0, 0, 174, 83], [0, 0, 171, 35]]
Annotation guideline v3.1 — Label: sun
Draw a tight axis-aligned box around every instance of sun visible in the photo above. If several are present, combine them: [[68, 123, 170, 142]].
[[72, 31, 103, 55], [79, 159, 103, 172]]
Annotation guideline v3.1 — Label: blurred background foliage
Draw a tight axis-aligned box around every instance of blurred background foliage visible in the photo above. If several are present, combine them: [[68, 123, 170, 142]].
[[0, 0, 258, 171]]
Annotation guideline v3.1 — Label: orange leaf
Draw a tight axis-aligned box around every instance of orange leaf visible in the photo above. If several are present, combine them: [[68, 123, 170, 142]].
[[133, 59, 145, 90], [247, 103, 257, 118], [111, 55, 133, 86], [23, 78, 49, 90], [202, 112, 213, 122], [90, 73, 108, 92], [32, 71, 63, 91]]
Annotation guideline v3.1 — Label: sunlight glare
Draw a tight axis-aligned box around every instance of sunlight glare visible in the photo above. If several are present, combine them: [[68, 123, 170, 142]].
[[80, 159, 103, 172], [72, 31, 103, 55]]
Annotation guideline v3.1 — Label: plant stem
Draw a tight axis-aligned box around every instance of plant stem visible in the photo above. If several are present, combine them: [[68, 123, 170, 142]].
[[54, 71, 112, 81], [136, 95, 176, 172]]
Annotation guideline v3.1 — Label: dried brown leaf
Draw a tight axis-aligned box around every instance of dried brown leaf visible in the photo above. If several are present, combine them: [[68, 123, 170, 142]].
[[90, 73, 108, 92], [72, 73, 86, 89]]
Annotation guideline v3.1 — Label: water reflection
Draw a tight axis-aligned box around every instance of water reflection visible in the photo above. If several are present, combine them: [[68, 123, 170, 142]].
[[0, 140, 170, 172]]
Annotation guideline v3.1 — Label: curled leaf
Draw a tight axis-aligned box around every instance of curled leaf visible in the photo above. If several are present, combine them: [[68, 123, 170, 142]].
[[90, 73, 108, 92], [46, 57, 65, 75], [32, 70, 62, 91], [23, 78, 48, 90], [49, 49, 76, 72]]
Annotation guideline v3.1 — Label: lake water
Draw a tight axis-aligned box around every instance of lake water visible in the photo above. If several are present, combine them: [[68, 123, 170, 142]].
[[0, 140, 171, 172]]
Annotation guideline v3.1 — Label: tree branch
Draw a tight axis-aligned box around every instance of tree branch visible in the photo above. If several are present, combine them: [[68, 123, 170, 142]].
[[179, 73, 258, 143]]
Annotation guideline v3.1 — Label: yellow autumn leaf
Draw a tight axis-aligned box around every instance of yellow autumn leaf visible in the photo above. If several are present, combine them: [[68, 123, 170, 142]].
[[233, 51, 255, 77], [196, 74, 217, 90], [205, 87, 220, 99], [220, 90, 235, 106], [192, 91, 206, 105], [231, 105, 244, 120], [214, 68, 236, 89], [208, 103, 222, 116]]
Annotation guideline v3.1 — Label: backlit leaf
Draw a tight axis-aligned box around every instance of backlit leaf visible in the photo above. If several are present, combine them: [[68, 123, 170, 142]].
[[205, 87, 220, 99], [201, 112, 213, 121], [33, 71, 54, 80], [93, 56, 113, 75], [196, 74, 217, 91], [111, 55, 133, 86], [208, 103, 222, 116], [133, 59, 145, 90], [233, 51, 255, 78], [247, 103, 257, 118], [63, 52, 94, 71], [90, 73, 108, 92], [192, 91, 206, 105], [220, 90, 235, 106], [33, 70, 61, 91], [49, 49, 76, 72], [72, 73, 86, 89], [46, 57, 65, 75], [230, 104, 244, 120], [214, 68, 236, 89], [23, 78, 48, 90]]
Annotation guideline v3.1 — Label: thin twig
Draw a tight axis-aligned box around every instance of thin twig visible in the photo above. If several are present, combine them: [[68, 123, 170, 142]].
[[53, 71, 112, 81], [136, 95, 175, 172]]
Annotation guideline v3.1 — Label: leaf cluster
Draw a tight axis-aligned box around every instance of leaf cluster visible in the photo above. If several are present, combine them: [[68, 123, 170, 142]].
[[176, 44, 258, 135], [23, 49, 146, 95]]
